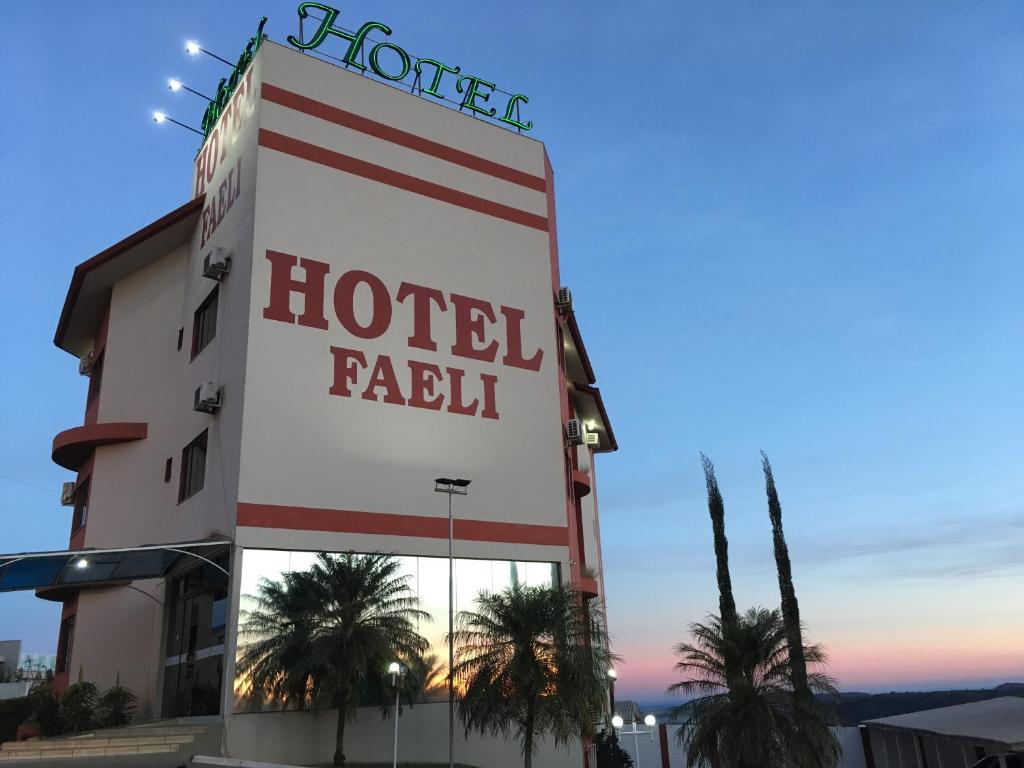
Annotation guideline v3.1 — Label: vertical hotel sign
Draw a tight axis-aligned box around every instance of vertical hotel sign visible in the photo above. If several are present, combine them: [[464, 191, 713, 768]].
[[286, 2, 534, 131], [192, 23, 265, 253]]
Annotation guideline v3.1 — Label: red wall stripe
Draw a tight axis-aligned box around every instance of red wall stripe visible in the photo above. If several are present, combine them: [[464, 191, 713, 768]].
[[258, 129, 549, 233], [262, 83, 547, 193], [237, 502, 569, 547]]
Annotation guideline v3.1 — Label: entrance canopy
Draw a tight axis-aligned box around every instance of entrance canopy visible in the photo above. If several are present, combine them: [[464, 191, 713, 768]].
[[0, 540, 230, 599]]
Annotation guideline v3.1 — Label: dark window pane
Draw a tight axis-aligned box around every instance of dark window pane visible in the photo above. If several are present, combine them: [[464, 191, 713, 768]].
[[56, 616, 75, 674], [191, 287, 219, 359], [72, 480, 90, 531], [179, 430, 208, 502]]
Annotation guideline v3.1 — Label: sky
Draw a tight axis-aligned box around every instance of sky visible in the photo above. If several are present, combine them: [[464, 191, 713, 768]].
[[1, 1, 1023, 701]]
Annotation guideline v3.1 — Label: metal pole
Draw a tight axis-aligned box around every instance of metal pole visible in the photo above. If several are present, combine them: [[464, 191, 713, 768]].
[[392, 673, 400, 768], [448, 490, 455, 768], [633, 725, 641, 768]]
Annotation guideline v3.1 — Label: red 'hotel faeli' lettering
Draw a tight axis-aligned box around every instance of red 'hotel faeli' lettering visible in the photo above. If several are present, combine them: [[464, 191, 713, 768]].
[[267, 251, 539, 421]]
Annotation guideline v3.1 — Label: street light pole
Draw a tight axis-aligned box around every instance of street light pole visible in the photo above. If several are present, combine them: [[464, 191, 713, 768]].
[[434, 478, 470, 768], [388, 662, 403, 768]]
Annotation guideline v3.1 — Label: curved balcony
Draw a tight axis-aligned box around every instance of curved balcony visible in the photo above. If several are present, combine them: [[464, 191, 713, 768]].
[[572, 469, 592, 499], [52, 422, 148, 470]]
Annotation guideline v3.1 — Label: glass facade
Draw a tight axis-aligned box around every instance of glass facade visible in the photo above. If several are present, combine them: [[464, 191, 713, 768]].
[[235, 549, 559, 712]]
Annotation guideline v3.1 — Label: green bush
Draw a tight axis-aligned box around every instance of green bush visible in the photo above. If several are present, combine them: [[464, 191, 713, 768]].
[[0, 696, 32, 745], [27, 681, 61, 737], [97, 684, 137, 728], [60, 682, 99, 734]]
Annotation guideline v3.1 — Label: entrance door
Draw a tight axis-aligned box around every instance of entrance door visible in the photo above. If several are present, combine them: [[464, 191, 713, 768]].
[[161, 556, 228, 717]]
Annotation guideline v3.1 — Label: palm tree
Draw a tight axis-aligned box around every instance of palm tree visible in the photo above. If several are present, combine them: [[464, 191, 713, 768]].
[[452, 582, 616, 768], [668, 607, 840, 768], [237, 552, 429, 767], [701, 455, 737, 633], [761, 453, 809, 700]]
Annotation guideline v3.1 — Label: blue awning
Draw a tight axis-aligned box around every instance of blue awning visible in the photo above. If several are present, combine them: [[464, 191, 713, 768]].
[[0, 540, 230, 594]]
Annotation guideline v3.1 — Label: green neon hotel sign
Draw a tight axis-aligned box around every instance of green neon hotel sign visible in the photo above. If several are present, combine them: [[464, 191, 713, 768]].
[[286, 2, 533, 132]]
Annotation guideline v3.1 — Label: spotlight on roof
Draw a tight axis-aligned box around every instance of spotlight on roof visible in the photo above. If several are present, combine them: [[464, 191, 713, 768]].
[[185, 40, 201, 55]]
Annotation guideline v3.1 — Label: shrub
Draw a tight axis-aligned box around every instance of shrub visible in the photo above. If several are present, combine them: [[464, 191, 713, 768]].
[[60, 682, 99, 734], [98, 684, 137, 728], [26, 682, 61, 737], [0, 697, 32, 745]]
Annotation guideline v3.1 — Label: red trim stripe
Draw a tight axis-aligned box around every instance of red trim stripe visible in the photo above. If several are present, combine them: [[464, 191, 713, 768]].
[[262, 83, 547, 193], [258, 129, 549, 233], [237, 502, 569, 547]]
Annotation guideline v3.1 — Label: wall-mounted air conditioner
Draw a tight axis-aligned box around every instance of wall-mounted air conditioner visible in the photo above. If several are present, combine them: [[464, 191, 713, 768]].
[[194, 382, 223, 414], [60, 482, 77, 506], [565, 418, 584, 446], [202, 247, 231, 281], [554, 286, 573, 314], [78, 351, 95, 376]]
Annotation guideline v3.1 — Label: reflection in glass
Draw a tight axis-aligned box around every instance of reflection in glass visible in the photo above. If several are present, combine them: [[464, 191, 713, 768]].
[[235, 549, 558, 712]]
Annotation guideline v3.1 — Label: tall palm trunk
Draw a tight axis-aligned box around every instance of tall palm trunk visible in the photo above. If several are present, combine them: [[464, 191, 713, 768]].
[[701, 455, 737, 631], [523, 696, 536, 768], [333, 700, 347, 767], [761, 452, 809, 698]]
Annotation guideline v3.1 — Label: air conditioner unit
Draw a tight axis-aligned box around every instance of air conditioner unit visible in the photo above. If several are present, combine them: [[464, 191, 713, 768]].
[[194, 381, 222, 414], [565, 418, 584, 446], [60, 482, 77, 506], [554, 286, 573, 314], [78, 351, 95, 376], [202, 247, 231, 280], [585, 432, 600, 447]]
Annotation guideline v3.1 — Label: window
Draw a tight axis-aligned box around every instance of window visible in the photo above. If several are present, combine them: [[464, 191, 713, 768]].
[[178, 430, 208, 502], [191, 287, 219, 360], [72, 479, 90, 532], [86, 354, 103, 406], [164, 457, 173, 483], [56, 615, 75, 674]]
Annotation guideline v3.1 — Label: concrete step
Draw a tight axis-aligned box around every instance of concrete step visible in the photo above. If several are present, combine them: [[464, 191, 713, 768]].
[[0, 743, 180, 760], [2, 735, 193, 752]]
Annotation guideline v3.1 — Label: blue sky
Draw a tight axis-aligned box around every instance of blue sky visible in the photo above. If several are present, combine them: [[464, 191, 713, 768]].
[[2, 1, 1023, 699]]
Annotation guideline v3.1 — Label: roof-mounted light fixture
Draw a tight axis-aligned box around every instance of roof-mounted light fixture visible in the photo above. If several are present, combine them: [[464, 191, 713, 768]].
[[152, 110, 204, 136], [185, 39, 234, 67]]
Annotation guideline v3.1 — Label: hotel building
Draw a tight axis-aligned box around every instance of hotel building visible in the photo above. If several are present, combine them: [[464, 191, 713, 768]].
[[1, 26, 616, 768]]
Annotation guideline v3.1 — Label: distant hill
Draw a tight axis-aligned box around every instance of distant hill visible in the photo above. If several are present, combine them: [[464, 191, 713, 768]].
[[837, 683, 1024, 725]]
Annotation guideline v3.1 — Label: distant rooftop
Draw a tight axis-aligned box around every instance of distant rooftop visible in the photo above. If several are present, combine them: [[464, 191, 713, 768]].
[[864, 696, 1024, 748]]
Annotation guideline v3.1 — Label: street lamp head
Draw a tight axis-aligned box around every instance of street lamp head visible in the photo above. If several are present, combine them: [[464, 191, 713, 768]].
[[153, 111, 167, 124], [644, 714, 656, 727], [607, 668, 617, 680], [168, 78, 183, 92], [435, 477, 455, 486], [388, 662, 401, 675], [452, 478, 471, 488], [75, 558, 89, 569], [611, 714, 624, 729], [185, 40, 201, 55]]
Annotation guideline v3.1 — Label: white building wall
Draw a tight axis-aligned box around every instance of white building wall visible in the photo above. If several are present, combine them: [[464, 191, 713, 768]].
[[227, 705, 577, 768]]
